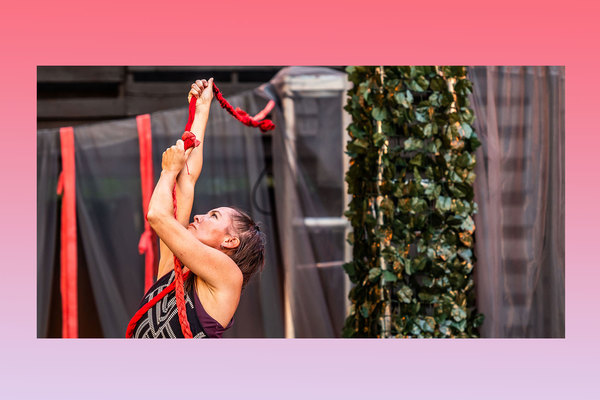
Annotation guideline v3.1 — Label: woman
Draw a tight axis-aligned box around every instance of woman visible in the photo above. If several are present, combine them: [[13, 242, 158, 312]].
[[130, 78, 266, 338]]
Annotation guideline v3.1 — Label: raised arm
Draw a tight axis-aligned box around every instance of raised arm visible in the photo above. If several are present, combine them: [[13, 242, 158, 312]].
[[148, 140, 241, 291], [156, 79, 215, 279]]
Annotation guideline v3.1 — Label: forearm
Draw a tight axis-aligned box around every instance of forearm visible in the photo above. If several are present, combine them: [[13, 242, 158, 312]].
[[147, 170, 178, 222], [181, 105, 210, 182], [173, 104, 210, 225]]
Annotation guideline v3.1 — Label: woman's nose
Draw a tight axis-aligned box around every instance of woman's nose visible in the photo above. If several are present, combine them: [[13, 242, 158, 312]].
[[194, 215, 202, 223]]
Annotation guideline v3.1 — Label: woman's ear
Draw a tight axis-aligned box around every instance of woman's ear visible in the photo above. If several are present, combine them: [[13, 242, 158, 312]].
[[222, 236, 240, 250]]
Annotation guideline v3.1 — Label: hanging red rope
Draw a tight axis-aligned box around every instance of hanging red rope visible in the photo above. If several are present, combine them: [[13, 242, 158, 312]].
[[127, 82, 275, 338]]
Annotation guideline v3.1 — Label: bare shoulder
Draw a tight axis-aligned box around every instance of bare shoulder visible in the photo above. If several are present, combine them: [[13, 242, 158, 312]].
[[194, 261, 243, 328], [190, 244, 243, 291]]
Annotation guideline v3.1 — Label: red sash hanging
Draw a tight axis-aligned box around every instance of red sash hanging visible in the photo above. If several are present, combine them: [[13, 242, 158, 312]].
[[136, 114, 157, 293], [57, 127, 78, 338]]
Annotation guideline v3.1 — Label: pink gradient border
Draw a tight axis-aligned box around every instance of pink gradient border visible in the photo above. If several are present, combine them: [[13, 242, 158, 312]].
[[3, 0, 597, 398]]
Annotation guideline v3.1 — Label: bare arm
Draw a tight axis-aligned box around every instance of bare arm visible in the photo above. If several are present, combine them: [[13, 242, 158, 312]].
[[148, 140, 242, 292], [157, 79, 214, 279]]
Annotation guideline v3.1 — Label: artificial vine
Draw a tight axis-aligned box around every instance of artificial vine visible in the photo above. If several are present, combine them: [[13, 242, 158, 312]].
[[343, 66, 484, 338]]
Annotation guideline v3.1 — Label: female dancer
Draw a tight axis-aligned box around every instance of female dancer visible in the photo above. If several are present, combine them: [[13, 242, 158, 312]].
[[130, 78, 265, 338]]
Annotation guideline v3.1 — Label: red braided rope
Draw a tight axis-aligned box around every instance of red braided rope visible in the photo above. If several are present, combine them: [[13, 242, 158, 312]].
[[211, 83, 275, 132], [171, 185, 194, 338], [128, 82, 275, 338], [125, 271, 190, 338]]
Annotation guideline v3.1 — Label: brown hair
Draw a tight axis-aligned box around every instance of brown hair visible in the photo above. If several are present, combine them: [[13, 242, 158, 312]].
[[227, 207, 266, 289]]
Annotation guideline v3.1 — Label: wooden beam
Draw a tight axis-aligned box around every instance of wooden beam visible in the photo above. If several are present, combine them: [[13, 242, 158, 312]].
[[37, 98, 126, 119], [37, 67, 125, 83]]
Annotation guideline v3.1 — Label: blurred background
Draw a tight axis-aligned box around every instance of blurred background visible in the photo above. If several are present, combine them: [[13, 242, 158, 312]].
[[37, 66, 564, 338]]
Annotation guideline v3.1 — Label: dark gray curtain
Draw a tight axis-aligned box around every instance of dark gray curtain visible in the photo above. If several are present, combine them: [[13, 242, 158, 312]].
[[469, 66, 565, 337], [37, 128, 61, 337], [73, 119, 146, 337], [37, 91, 284, 338]]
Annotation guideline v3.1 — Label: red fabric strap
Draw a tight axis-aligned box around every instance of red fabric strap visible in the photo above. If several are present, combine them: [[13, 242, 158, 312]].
[[125, 271, 191, 338], [58, 127, 78, 338], [136, 114, 157, 293], [212, 83, 275, 132]]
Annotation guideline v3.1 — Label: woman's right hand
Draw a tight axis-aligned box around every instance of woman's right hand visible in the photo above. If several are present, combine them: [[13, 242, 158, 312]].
[[188, 78, 214, 111], [162, 140, 192, 173]]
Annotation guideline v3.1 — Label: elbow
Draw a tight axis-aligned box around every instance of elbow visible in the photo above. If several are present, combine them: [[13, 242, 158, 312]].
[[146, 208, 167, 228], [146, 209, 158, 227]]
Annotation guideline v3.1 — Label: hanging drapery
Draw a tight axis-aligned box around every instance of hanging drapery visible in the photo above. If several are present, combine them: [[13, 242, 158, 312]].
[[58, 127, 78, 338], [37, 128, 61, 337], [136, 114, 157, 293], [469, 66, 565, 338]]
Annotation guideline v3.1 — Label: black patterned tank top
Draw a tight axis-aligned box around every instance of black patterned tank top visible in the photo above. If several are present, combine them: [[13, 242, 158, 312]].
[[131, 270, 208, 338]]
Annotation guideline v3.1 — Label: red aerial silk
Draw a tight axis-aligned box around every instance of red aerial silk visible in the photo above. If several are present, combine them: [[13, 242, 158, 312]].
[[57, 127, 78, 338], [136, 114, 158, 293]]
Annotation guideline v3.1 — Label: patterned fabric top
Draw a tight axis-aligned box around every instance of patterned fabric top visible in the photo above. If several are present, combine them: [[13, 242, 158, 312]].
[[131, 270, 207, 338]]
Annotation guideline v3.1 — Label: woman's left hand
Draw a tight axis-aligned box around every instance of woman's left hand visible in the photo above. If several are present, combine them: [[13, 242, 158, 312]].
[[188, 78, 214, 112], [162, 140, 192, 173]]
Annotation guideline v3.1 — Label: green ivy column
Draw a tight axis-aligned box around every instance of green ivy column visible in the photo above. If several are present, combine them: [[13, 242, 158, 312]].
[[343, 66, 484, 338]]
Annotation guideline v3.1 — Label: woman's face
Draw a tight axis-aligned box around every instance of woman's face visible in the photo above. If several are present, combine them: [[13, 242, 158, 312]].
[[187, 207, 237, 250]]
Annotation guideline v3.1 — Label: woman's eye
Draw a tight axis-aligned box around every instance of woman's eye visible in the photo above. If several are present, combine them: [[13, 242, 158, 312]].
[[211, 213, 217, 219]]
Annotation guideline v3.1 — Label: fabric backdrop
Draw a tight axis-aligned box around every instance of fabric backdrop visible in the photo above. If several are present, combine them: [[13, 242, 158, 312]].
[[469, 66, 565, 337]]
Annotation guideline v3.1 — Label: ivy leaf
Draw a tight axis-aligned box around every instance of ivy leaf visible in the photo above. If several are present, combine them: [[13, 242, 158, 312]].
[[439, 320, 452, 336], [348, 123, 366, 139], [458, 248, 473, 262], [397, 285, 413, 303], [360, 305, 370, 319], [423, 123, 437, 137], [343, 262, 356, 277], [414, 256, 427, 271], [451, 319, 467, 332], [404, 259, 413, 275], [372, 107, 388, 121], [352, 138, 369, 150], [373, 131, 386, 147], [430, 75, 446, 92], [409, 153, 423, 167], [423, 316, 436, 333], [382, 270, 398, 283], [415, 109, 429, 123], [460, 122, 473, 138], [409, 75, 429, 91], [469, 134, 481, 149], [451, 304, 467, 322], [436, 196, 452, 212], [458, 232, 472, 247], [410, 323, 422, 336], [460, 215, 475, 232], [368, 268, 382, 282], [394, 91, 414, 108], [473, 313, 485, 328], [404, 137, 424, 151]]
